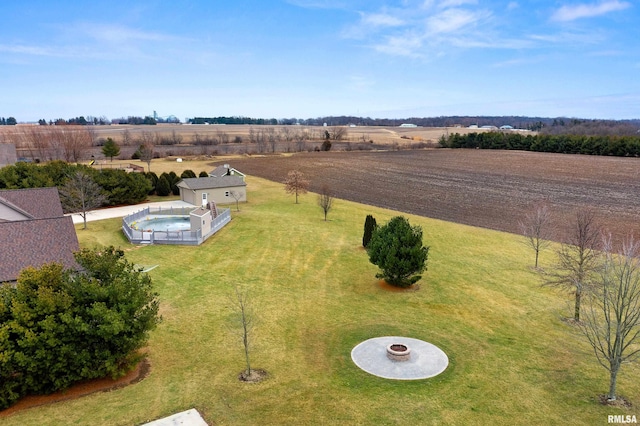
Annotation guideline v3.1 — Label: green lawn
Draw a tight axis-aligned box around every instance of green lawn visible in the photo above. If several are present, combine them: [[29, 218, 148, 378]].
[[4, 176, 638, 425]]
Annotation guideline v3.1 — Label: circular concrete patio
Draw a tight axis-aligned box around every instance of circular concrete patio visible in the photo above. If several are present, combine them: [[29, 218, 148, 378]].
[[351, 336, 448, 380]]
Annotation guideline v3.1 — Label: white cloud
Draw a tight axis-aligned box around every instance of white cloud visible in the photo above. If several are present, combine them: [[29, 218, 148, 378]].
[[373, 34, 424, 57], [437, 0, 478, 9], [72, 23, 186, 44], [361, 12, 405, 27], [286, 0, 349, 9], [426, 8, 486, 34], [551, 1, 631, 22], [0, 44, 59, 57]]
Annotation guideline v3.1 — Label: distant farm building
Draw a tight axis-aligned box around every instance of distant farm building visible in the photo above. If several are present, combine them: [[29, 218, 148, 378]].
[[399, 123, 418, 128]]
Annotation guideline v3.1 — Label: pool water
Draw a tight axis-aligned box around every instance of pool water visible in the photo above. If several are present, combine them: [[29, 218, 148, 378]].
[[132, 215, 191, 232]]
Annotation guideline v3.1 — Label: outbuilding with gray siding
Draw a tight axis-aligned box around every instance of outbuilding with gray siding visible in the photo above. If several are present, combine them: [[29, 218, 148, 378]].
[[176, 176, 247, 207]]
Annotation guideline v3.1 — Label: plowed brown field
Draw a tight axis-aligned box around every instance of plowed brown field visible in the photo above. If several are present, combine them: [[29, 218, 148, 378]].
[[228, 149, 640, 242]]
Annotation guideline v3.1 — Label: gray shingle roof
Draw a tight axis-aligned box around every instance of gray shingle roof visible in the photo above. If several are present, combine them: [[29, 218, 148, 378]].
[[209, 165, 245, 178], [0, 216, 80, 282], [177, 176, 246, 190], [0, 187, 64, 219]]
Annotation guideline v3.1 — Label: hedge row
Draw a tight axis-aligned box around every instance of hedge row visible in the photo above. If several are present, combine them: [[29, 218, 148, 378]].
[[440, 132, 640, 156], [0, 161, 151, 209]]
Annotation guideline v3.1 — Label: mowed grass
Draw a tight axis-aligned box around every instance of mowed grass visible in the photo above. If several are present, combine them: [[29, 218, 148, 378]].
[[4, 176, 639, 425]]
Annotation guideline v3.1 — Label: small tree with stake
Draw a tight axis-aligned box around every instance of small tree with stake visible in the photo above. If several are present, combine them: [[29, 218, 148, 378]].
[[229, 286, 266, 382], [367, 216, 429, 288], [519, 201, 553, 268], [317, 184, 333, 221]]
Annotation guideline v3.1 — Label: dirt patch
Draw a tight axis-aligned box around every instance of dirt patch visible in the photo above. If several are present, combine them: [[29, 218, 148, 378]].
[[238, 368, 268, 383], [228, 149, 640, 243], [0, 358, 150, 417], [377, 280, 420, 292], [599, 394, 633, 408]]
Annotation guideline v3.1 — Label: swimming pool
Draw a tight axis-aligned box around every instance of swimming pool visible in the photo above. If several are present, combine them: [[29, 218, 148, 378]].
[[131, 215, 191, 232]]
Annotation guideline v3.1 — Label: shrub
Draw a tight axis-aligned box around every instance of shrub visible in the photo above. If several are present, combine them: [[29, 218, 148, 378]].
[[199, 171, 209, 177], [144, 171, 159, 195], [0, 248, 160, 409], [181, 170, 196, 179], [92, 169, 151, 205], [156, 174, 171, 196]]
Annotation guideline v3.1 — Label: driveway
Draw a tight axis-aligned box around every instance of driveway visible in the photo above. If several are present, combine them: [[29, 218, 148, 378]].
[[67, 200, 195, 225]]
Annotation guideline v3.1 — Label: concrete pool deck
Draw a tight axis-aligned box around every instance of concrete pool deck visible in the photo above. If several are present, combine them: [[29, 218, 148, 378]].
[[68, 200, 195, 225]]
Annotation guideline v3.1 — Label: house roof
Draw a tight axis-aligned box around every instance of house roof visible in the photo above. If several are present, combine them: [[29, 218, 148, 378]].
[[177, 176, 246, 191], [0, 187, 65, 219], [0, 216, 80, 283], [209, 165, 245, 178]]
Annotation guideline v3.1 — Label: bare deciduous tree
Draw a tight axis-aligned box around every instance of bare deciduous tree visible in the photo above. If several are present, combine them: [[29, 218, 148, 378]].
[[283, 169, 309, 204], [279, 126, 293, 142], [266, 127, 278, 152], [19, 126, 50, 161], [329, 126, 347, 141], [138, 143, 154, 172], [56, 127, 91, 162], [317, 184, 334, 221], [229, 190, 244, 211], [544, 210, 601, 321], [579, 235, 640, 401], [58, 171, 107, 230], [121, 129, 132, 146], [229, 286, 263, 382], [519, 202, 553, 268]]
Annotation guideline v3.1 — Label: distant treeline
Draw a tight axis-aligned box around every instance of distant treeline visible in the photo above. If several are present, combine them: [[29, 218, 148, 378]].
[[6, 113, 640, 136], [0, 117, 17, 125], [187, 115, 640, 135], [188, 116, 279, 125], [440, 131, 640, 157]]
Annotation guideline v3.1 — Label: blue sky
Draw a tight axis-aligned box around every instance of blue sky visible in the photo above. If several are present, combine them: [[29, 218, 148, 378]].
[[1, 0, 638, 122]]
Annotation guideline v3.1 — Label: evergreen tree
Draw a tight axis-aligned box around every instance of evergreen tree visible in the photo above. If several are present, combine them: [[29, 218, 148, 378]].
[[362, 214, 377, 247], [156, 174, 171, 196], [101, 138, 120, 162], [367, 216, 429, 288]]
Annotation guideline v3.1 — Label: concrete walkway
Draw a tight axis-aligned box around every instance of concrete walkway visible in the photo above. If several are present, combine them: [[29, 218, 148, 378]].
[[143, 409, 208, 426], [68, 200, 195, 225]]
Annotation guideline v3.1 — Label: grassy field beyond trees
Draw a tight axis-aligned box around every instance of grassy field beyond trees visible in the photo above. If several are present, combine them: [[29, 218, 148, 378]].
[[2, 176, 638, 425]]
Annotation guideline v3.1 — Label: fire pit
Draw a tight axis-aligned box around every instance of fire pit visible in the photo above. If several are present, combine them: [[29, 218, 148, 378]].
[[386, 343, 411, 361]]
